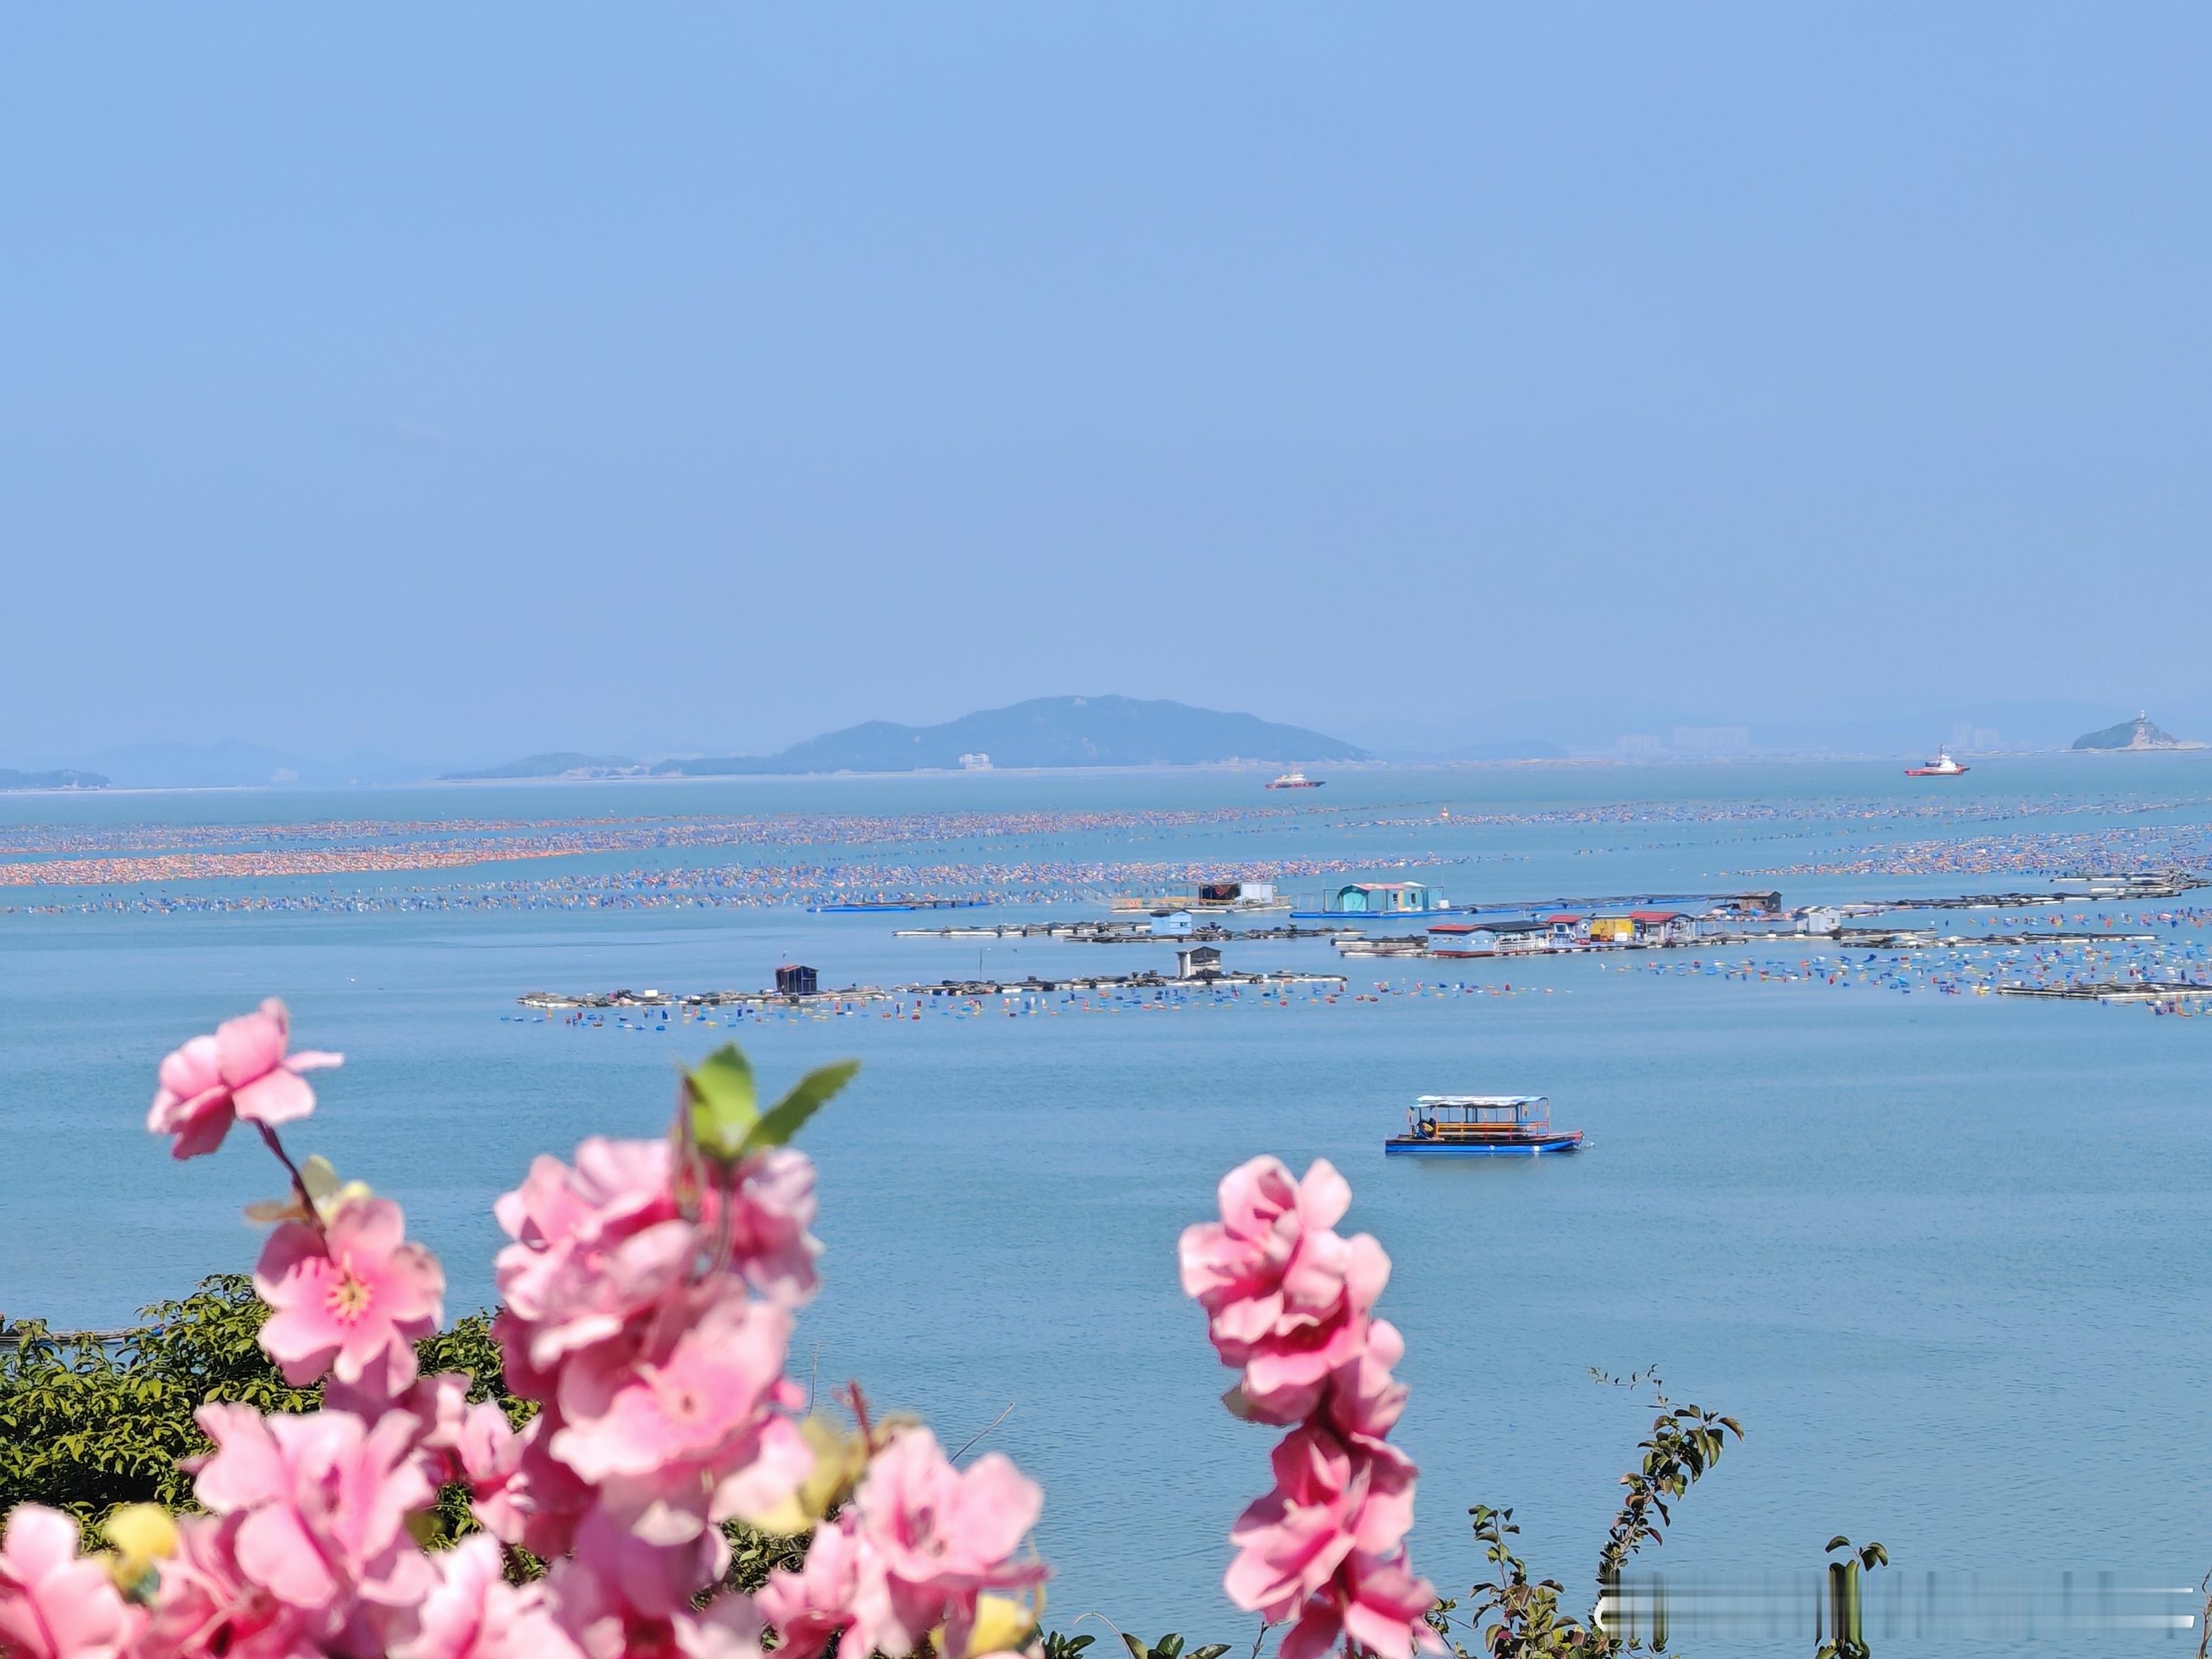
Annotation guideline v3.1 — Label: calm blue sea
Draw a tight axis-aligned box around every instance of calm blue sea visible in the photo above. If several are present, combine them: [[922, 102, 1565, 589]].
[[5, 760, 2211, 1651]]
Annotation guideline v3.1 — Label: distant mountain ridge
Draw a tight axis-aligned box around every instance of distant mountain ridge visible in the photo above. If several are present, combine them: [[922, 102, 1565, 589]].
[[641, 696, 1367, 777], [2072, 713, 2204, 752]]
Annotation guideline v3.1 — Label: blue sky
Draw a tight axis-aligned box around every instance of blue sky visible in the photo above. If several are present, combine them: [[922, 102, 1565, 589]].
[[3, 7, 2207, 763]]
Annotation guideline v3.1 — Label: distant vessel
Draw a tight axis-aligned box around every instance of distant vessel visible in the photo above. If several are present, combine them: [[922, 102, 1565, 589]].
[[1267, 771, 1324, 790], [1385, 1094, 1584, 1157], [1906, 749, 1969, 778]]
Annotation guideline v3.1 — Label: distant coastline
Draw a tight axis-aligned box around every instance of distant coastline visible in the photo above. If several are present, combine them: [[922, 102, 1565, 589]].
[[0, 769, 108, 793]]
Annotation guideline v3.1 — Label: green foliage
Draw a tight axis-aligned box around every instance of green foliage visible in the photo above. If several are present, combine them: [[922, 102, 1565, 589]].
[[0, 1275, 317, 1526], [1815, 1538, 1888, 1659], [1439, 1380, 1744, 1659], [722, 1517, 815, 1595], [0, 1276, 535, 1552], [1120, 1636, 1229, 1659], [684, 1044, 859, 1165], [415, 1312, 531, 1429], [686, 1043, 759, 1160], [1042, 1635, 1097, 1659]]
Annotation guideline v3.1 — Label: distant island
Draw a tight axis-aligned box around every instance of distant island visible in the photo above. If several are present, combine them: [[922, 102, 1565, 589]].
[[2071, 712, 2205, 752], [0, 768, 108, 792], [441, 752, 652, 781], [448, 696, 1368, 781]]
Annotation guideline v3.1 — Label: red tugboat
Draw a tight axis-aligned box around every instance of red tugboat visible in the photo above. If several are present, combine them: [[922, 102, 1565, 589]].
[[1905, 748, 1969, 778]]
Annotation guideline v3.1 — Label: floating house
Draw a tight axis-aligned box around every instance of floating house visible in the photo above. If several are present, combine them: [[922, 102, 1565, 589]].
[[1175, 944, 1225, 981], [775, 963, 819, 996], [1542, 913, 1590, 945], [1147, 911, 1196, 938], [1427, 918, 1547, 956], [1588, 914, 1637, 944], [1112, 878, 1283, 914], [1303, 881, 1450, 919], [1629, 909, 1699, 943]]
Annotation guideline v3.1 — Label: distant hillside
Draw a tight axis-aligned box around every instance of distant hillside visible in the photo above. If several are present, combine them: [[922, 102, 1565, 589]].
[[2072, 713, 2203, 752], [0, 768, 107, 791], [443, 752, 647, 781], [656, 696, 1368, 776]]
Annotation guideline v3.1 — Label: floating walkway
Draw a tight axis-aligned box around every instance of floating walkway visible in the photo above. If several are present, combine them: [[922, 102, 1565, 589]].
[[893, 919, 1349, 944], [518, 966, 1349, 1012], [1996, 981, 2212, 1003]]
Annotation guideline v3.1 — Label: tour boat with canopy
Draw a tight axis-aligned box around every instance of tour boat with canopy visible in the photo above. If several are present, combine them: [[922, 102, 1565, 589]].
[[1385, 1094, 1585, 1157]]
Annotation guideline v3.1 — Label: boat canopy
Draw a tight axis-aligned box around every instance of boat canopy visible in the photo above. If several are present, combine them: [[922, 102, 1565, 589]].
[[1401, 1094, 1558, 1139]]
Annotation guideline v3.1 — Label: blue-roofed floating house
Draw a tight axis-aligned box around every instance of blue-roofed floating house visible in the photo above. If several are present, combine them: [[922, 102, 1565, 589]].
[[1292, 880, 1452, 921]]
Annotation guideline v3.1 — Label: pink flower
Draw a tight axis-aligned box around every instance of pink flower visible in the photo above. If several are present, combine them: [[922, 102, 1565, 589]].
[[493, 1139, 826, 1384], [390, 1536, 577, 1659], [1223, 1425, 1416, 1622], [190, 1404, 436, 1634], [757, 1512, 882, 1659], [1188, 1156, 1438, 1659], [543, 1555, 762, 1659], [339, 1372, 541, 1549], [550, 1290, 810, 1544], [0, 1507, 140, 1659], [494, 1141, 694, 1372], [140, 1513, 312, 1659], [566, 1507, 729, 1621], [1323, 1318, 1410, 1446], [1275, 1551, 1443, 1659], [488, 1414, 594, 1559], [1179, 1157, 1389, 1422], [255, 1195, 445, 1393], [851, 1428, 1046, 1657], [146, 998, 341, 1160], [720, 1148, 822, 1306]]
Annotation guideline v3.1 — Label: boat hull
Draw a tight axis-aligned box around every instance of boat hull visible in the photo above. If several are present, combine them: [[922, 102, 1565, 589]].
[[1385, 1132, 1584, 1157]]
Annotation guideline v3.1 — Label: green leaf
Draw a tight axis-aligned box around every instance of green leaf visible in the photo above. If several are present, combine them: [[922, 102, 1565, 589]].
[[686, 1045, 760, 1160], [1121, 1636, 1148, 1659], [741, 1059, 859, 1155]]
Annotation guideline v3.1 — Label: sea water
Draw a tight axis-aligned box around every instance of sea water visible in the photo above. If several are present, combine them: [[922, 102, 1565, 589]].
[[4, 760, 2211, 1651]]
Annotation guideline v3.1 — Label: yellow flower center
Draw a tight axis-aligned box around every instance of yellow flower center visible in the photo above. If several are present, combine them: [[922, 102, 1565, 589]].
[[325, 1255, 374, 1324]]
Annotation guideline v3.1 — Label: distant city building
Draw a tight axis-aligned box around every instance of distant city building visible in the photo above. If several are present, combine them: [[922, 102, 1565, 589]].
[[1670, 726, 1750, 757], [958, 752, 993, 770], [1616, 735, 1665, 760]]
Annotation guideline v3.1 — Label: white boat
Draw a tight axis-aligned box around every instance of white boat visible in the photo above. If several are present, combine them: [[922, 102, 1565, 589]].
[[1266, 771, 1324, 790]]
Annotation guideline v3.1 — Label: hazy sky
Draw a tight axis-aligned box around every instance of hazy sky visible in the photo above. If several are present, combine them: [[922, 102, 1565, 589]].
[[4, 7, 2207, 763]]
